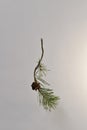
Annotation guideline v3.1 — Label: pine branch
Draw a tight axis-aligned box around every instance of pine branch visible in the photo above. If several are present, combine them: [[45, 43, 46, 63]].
[[31, 38, 60, 111]]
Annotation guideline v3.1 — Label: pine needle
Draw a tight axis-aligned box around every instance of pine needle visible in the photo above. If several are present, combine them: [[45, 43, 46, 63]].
[[38, 87, 60, 111]]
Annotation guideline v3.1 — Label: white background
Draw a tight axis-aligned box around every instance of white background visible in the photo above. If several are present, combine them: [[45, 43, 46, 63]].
[[0, 0, 87, 130]]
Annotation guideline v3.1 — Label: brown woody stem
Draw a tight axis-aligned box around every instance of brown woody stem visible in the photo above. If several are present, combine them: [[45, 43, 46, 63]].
[[34, 38, 44, 82]]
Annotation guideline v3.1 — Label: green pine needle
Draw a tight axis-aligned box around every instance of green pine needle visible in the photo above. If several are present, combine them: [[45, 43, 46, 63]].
[[38, 87, 60, 111]]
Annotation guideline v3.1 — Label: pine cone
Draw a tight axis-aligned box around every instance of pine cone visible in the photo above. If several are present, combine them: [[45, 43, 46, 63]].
[[31, 82, 40, 90]]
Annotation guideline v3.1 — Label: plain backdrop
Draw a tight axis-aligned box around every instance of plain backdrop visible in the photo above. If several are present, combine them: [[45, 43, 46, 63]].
[[0, 0, 87, 130]]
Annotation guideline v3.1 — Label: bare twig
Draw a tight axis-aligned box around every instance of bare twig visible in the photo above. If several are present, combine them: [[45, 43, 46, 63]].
[[34, 38, 44, 82]]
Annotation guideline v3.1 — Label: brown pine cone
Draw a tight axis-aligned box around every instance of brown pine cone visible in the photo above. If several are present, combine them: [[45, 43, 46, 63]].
[[31, 82, 40, 90]]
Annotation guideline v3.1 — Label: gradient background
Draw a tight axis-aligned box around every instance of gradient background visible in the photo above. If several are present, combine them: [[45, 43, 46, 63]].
[[0, 0, 87, 130]]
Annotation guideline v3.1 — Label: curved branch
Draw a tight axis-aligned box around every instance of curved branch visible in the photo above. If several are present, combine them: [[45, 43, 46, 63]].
[[34, 38, 44, 82]]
